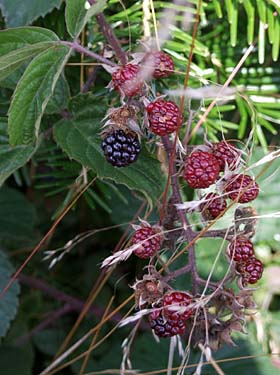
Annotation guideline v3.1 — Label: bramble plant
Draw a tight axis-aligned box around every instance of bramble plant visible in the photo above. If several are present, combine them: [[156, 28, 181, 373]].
[[0, 1, 280, 374]]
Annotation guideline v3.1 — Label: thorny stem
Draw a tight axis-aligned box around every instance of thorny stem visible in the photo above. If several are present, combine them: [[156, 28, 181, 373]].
[[88, 0, 127, 65], [61, 40, 117, 67], [161, 136, 199, 295]]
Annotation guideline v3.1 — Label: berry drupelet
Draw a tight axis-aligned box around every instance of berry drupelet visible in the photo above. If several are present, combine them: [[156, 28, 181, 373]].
[[183, 151, 220, 189], [146, 99, 183, 136], [101, 129, 140, 167]]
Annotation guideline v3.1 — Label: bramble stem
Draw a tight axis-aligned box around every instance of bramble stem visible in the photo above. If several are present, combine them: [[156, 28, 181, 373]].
[[88, 0, 127, 65], [161, 136, 199, 295], [61, 40, 117, 67]]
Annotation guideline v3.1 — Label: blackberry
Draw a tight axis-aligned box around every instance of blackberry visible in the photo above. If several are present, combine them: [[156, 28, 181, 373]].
[[237, 257, 264, 285], [224, 174, 259, 203], [183, 151, 220, 189], [163, 291, 193, 321], [228, 236, 255, 262], [112, 64, 144, 97], [200, 193, 227, 220], [101, 129, 140, 167], [212, 141, 241, 171], [146, 99, 183, 136], [131, 226, 161, 259], [144, 51, 174, 78], [149, 309, 186, 337]]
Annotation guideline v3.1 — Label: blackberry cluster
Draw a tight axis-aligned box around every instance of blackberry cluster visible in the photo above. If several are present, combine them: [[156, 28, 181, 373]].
[[101, 130, 140, 167]]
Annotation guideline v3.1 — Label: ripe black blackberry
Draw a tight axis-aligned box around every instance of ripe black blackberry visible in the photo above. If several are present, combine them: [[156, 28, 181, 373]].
[[228, 236, 255, 262], [149, 309, 186, 337], [101, 129, 140, 167], [200, 193, 227, 220]]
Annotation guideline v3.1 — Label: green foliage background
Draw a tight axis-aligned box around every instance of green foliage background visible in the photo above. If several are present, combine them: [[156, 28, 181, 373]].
[[0, 0, 279, 374]]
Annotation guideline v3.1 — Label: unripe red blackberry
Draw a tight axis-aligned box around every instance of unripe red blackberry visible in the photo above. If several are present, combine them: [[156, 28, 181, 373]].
[[131, 226, 161, 259], [145, 51, 174, 78], [228, 236, 255, 262], [101, 129, 140, 167], [146, 99, 183, 136], [212, 141, 241, 171], [237, 257, 264, 285], [200, 193, 227, 220], [148, 309, 186, 337], [183, 151, 220, 189], [224, 174, 259, 203], [163, 291, 193, 321], [112, 64, 144, 97]]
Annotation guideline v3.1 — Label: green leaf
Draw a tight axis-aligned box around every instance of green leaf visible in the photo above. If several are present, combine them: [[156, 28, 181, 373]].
[[0, 42, 57, 82], [53, 95, 164, 204], [8, 44, 71, 145], [45, 75, 70, 115], [0, 187, 36, 241], [0, 120, 35, 186], [0, 250, 20, 338], [0, 27, 58, 56], [66, 0, 107, 38], [0, 0, 62, 27]]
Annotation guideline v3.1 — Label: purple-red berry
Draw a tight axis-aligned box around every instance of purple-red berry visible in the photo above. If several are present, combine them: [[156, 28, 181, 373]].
[[163, 291, 193, 321], [212, 141, 241, 171], [145, 51, 174, 78], [183, 151, 220, 189], [200, 193, 227, 220], [112, 64, 144, 97], [131, 226, 161, 259], [146, 99, 183, 136], [228, 236, 255, 263], [224, 174, 259, 203], [148, 309, 186, 337], [237, 257, 264, 285]]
